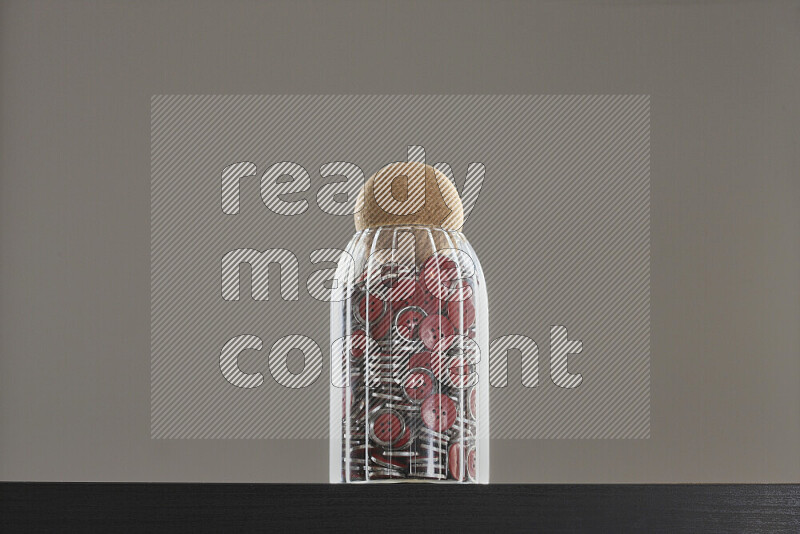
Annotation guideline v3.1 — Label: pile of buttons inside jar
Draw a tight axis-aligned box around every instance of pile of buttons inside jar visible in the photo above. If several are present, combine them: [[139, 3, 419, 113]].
[[341, 252, 479, 482]]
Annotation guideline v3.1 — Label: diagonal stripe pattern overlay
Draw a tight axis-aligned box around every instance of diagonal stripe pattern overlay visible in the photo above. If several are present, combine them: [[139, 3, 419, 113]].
[[151, 95, 650, 439]]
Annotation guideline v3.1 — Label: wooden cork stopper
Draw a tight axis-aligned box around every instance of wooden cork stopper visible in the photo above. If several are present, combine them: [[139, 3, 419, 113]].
[[354, 162, 464, 231]]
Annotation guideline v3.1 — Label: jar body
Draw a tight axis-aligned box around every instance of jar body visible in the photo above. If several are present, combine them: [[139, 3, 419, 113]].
[[329, 226, 489, 483]]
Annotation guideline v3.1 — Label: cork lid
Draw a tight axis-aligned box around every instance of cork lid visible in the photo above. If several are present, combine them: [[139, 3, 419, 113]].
[[354, 162, 464, 231]]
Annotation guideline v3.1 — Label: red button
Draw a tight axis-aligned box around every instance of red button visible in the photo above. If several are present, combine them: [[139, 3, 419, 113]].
[[370, 452, 408, 470], [358, 294, 385, 324], [412, 350, 448, 381], [420, 394, 457, 432], [408, 351, 431, 371], [395, 307, 426, 341], [370, 410, 405, 446], [430, 352, 451, 381], [467, 446, 477, 481], [421, 253, 457, 279], [421, 254, 460, 301], [403, 368, 435, 402], [387, 276, 417, 303], [449, 279, 474, 301], [448, 442, 464, 481], [366, 262, 412, 301], [409, 281, 443, 315], [346, 469, 366, 481], [447, 296, 475, 331], [393, 424, 412, 449], [342, 388, 352, 416], [419, 314, 456, 352], [448, 356, 471, 388], [469, 387, 477, 419], [349, 329, 368, 360], [370, 307, 393, 340]]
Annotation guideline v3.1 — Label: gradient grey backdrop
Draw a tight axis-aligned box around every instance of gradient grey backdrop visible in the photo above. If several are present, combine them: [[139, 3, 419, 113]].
[[1, 0, 798, 482]]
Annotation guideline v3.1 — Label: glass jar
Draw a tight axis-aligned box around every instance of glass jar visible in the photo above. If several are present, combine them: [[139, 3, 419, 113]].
[[329, 225, 489, 483]]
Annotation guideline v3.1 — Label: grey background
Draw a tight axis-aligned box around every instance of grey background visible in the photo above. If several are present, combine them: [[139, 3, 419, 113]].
[[1, 0, 798, 482]]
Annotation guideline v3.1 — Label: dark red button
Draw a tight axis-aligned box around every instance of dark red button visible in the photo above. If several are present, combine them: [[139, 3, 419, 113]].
[[419, 314, 456, 352], [370, 307, 393, 340], [469, 387, 477, 419], [346, 469, 366, 481], [421, 253, 457, 279], [420, 394, 457, 432], [408, 351, 432, 371], [358, 294, 385, 324], [395, 307, 426, 341], [421, 254, 459, 301], [403, 368, 435, 402], [393, 424, 412, 449], [467, 446, 477, 481], [430, 351, 450, 381], [342, 388, 352, 416], [370, 410, 405, 446], [387, 276, 416, 303], [409, 281, 443, 315], [448, 442, 464, 481], [390, 289, 412, 311], [448, 356, 471, 388], [349, 329, 368, 360], [371, 452, 408, 470], [413, 350, 448, 381], [447, 296, 476, 331]]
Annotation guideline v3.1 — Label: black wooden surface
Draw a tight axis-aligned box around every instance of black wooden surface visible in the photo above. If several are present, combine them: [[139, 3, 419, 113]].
[[1, 483, 798, 532]]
